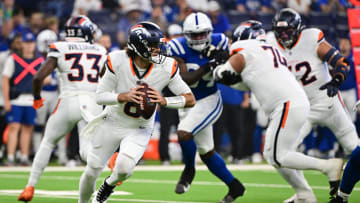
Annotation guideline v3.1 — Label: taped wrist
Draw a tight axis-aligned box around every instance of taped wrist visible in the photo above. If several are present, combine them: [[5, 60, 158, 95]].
[[333, 64, 348, 83], [165, 96, 186, 109]]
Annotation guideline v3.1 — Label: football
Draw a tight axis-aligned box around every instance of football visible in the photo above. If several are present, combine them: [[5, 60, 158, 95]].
[[137, 81, 157, 119]]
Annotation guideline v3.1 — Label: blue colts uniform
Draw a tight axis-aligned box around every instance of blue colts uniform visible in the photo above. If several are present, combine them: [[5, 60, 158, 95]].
[[167, 33, 229, 100]]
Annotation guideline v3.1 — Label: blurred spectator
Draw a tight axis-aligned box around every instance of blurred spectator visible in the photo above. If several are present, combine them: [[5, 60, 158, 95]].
[[287, 0, 311, 16], [339, 37, 357, 122], [207, 1, 231, 37], [97, 33, 119, 53], [236, 0, 273, 15], [44, 16, 59, 34], [71, 0, 102, 16], [12, 7, 26, 34], [101, 0, 119, 10], [0, 0, 15, 25], [25, 11, 44, 36], [186, 0, 208, 12], [164, 0, 193, 24], [151, 6, 167, 32], [318, 0, 346, 13], [271, 0, 287, 11], [119, 0, 152, 16], [13, 0, 38, 16], [0, 31, 21, 166], [2, 32, 42, 166], [117, 3, 147, 48], [0, 19, 13, 51], [166, 23, 182, 39]]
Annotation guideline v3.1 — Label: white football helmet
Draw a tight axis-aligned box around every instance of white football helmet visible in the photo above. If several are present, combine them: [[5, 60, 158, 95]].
[[36, 29, 58, 54], [183, 12, 213, 51]]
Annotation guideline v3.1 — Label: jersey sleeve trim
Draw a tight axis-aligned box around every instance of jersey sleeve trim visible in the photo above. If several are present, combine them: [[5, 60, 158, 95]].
[[106, 55, 115, 74], [170, 60, 179, 78], [49, 44, 59, 52], [230, 48, 244, 56], [317, 31, 324, 43]]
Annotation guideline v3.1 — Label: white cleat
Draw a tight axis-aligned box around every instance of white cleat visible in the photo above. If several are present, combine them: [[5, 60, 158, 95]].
[[284, 194, 318, 203]]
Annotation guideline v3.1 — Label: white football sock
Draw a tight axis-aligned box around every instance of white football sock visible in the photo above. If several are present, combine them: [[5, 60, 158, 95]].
[[79, 166, 102, 203], [27, 141, 54, 186], [338, 191, 350, 201]]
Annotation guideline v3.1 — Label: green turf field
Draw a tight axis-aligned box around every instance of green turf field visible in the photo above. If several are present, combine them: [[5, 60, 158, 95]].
[[0, 165, 359, 203]]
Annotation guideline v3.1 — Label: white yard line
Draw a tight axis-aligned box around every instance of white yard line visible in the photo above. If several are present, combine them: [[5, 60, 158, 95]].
[[0, 191, 211, 203], [0, 174, 358, 191], [0, 164, 275, 172]]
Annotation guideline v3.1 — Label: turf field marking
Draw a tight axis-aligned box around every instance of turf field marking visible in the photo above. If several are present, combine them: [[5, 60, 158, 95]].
[[0, 174, 359, 191], [0, 164, 275, 172], [0, 190, 211, 203]]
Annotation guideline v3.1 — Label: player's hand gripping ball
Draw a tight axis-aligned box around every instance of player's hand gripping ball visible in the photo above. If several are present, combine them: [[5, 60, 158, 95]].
[[136, 81, 157, 119]]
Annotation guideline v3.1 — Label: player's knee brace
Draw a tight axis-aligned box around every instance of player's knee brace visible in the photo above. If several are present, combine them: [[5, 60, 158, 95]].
[[114, 154, 136, 181], [177, 130, 193, 141]]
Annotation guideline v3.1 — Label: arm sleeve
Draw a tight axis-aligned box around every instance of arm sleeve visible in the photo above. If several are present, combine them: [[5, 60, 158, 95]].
[[168, 70, 192, 95], [95, 65, 119, 105], [2, 56, 14, 77]]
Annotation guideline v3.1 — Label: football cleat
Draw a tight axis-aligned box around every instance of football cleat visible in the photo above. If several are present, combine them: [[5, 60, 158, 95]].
[[283, 193, 318, 203], [219, 178, 245, 203], [108, 152, 122, 186], [328, 195, 348, 203], [175, 166, 195, 194], [93, 178, 115, 203], [18, 186, 34, 202]]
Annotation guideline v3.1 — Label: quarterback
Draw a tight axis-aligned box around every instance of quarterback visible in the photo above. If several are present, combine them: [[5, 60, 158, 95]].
[[78, 22, 195, 203]]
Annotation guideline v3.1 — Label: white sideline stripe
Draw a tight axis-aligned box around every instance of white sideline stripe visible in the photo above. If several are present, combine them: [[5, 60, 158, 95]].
[[0, 189, 132, 196], [0, 164, 275, 172], [0, 191, 210, 203], [0, 174, 359, 192]]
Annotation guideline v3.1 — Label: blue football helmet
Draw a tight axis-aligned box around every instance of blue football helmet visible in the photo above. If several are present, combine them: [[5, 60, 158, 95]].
[[272, 8, 302, 48], [64, 15, 96, 43], [127, 21, 167, 64], [232, 20, 266, 42]]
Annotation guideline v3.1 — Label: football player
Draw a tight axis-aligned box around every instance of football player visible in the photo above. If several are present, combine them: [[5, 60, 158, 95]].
[[18, 16, 107, 202], [267, 8, 360, 203], [166, 12, 245, 202], [214, 20, 344, 203], [78, 21, 195, 203]]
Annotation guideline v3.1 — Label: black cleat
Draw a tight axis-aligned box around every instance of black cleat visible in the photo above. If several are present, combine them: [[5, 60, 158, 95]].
[[94, 177, 116, 203], [328, 195, 348, 203], [329, 180, 340, 197], [175, 166, 195, 194], [219, 178, 246, 203]]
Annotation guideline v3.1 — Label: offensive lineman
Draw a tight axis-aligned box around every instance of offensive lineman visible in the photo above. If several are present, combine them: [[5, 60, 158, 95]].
[[166, 12, 246, 202], [214, 20, 344, 203], [78, 21, 195, 203], [267, 8, 360, 203], [18, 16, 107, 202]]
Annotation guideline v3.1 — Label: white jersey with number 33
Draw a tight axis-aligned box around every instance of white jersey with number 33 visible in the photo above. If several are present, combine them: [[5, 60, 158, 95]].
[[230, 40, 308, 114], [47, 41, 107, 96]]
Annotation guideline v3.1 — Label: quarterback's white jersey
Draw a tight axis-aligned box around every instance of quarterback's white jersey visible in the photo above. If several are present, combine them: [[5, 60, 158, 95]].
[[96, 50, 191, 129], [47, 41, 107, 96], [266, 28, 332, 105], [230, 40, 308, 114]]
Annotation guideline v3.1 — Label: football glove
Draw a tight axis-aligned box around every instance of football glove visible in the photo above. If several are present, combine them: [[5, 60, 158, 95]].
[[202, 45, 230, 64], [319, 76, 342, 97], [214, 68, 242, 86], [33, 97, 45, 109], [201, 59, 220, 73]]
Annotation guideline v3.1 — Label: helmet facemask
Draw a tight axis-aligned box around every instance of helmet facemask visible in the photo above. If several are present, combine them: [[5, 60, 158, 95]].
[[274, 26, 299, 49], [273, 9, 302, 49], [184, 29, 212, 51]]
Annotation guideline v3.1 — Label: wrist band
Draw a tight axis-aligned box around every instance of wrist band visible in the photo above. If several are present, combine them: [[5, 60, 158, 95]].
[[165, 96, 186, 109]]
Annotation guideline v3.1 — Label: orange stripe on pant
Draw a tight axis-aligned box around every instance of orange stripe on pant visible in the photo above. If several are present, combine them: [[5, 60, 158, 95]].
[[281, 101, 290, 128]]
